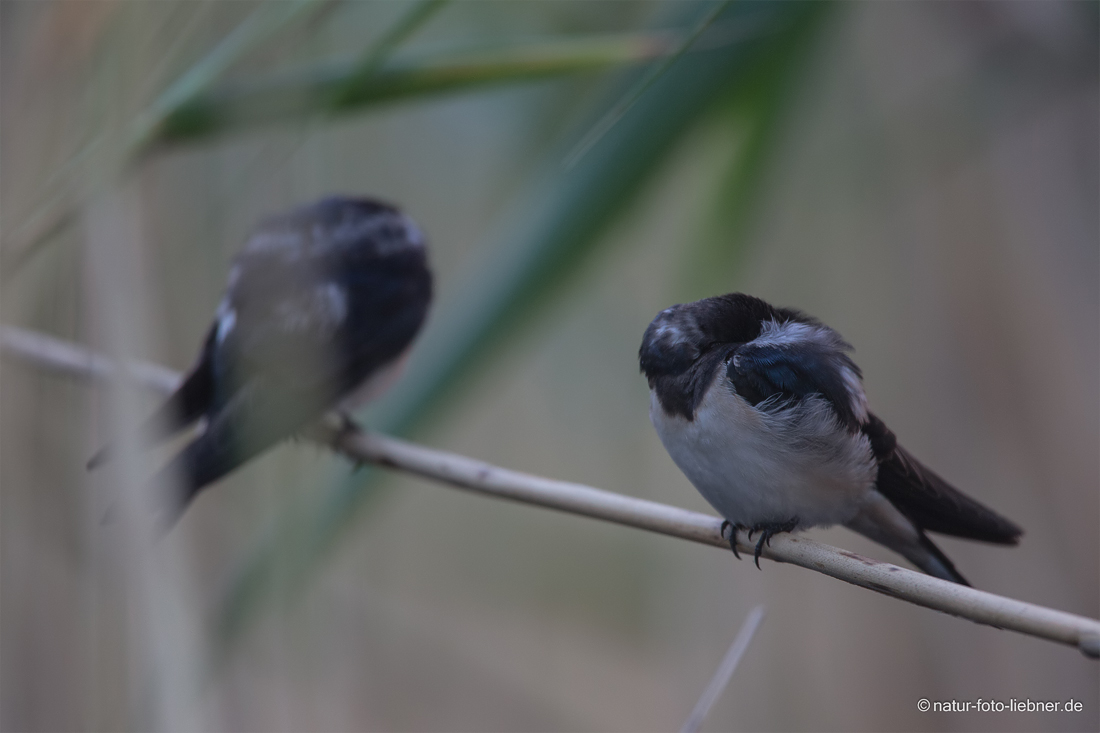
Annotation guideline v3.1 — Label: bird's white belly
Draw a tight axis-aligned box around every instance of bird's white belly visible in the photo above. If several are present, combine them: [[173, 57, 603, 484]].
[[650, 379, 876, 530]]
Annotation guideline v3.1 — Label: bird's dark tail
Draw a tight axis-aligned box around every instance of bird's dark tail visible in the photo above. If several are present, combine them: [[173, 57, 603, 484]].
[[913, 533, 969, 586], [150, 381, 327, 529], [862, 414, 1023, 546], [87, 326, 217, 471], [845, 491, 972, 585], [847, 414, 1024, 585]]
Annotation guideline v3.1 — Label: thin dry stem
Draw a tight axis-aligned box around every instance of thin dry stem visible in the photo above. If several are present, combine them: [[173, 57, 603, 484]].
[[2, 324, 1098, 658], [680, 604, 766, 733]]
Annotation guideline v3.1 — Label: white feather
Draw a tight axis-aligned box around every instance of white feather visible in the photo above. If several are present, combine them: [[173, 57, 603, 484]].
[[650, 369, 876, 529], [215, 303, 236, 344], [273, 283, 348, 333]]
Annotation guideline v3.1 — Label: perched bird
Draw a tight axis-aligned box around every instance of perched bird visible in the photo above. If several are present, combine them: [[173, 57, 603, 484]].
[[638, 293, 1021, 585], [89, 196, 432, 526]]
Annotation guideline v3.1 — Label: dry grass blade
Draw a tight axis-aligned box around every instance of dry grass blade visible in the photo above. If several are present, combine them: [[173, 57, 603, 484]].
[[128, 0, 324, 155], [213, 2, 832, 643], [150, 29, 684, 146], [332, 0, 451, 105], [562, 0, 734, 169], [680, 605, 766, 733], [2, 0, 330, 283]]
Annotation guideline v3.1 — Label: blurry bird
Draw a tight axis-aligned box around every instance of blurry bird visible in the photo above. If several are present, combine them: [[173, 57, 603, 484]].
[[639, 293, 1021, 585], [88, 196, 432, 526]]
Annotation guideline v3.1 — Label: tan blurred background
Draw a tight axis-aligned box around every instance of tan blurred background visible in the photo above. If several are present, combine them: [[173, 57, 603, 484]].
[[2, 2, 1097, 731]]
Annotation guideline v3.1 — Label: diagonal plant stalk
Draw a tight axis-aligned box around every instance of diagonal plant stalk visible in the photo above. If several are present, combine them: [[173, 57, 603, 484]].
[[146, 29, 690, 148], [683, 5, 828, 302], [3, 25, 684, 281], [2, 0, 332, 282], [680, 605, 766, 733], [331, 0, 451, 106], [215, 1, 833, 645], [563, 0, 734, 169], [3, 325, 1099, 659], [126, 0, 328, 156]]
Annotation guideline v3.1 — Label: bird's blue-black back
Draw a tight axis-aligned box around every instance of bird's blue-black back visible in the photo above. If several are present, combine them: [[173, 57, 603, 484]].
[[144, 197, 432, 522], [639, 293, 816, 421], [638, 292, 1022, 570]]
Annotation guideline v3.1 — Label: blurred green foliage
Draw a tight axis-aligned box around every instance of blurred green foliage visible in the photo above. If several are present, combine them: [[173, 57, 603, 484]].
[[210, 1, 831, 645], [6, 2, 1098, 729], [153, 30, 697, 146]]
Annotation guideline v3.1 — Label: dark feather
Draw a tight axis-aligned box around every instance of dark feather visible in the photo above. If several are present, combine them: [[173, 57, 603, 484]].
[[916, 532, 970, 585], [88, 197, 432, 519], [639, 293, 816, 420], [728, 341, 863, 431], [863, 413, 1023, 545], [219, 198, 431, 400], [85, 325, 218, 470], [151, 379, 328, 527], [646, 348, 730, 421]]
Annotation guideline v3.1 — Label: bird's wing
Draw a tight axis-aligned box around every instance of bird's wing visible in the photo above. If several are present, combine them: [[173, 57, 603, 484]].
[[727, 339, 865, 431], [221, 230, 430, 403], [861, 413, 1022, 545], [86, 325, 218, 470], [730, 342, 1022, 546], [150, 377, 328, 527], [156, 265, 432, 520], [151, 223, 430, 505]]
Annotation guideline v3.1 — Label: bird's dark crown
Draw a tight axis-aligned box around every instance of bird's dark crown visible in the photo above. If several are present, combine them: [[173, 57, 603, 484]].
[[244, 196, 426, 264], [639, 293, 818, 420], [639, 293, 808, 379]]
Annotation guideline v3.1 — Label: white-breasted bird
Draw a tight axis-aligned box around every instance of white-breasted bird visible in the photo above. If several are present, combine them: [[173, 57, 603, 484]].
[[639, 292, 1021, 585], [89, 196, 432, 526]]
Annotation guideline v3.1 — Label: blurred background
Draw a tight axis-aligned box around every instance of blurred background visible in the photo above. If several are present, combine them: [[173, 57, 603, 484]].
[[2, 1, 1097, 731]]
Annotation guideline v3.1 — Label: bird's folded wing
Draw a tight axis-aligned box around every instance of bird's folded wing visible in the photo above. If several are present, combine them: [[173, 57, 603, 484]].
[[859, 412, 1022, 545], [152, 377, 328, 525], [728, 341, 864, 431], [873, 443, 1022, 544], [225, 252, 429, 400], [86, 325, 218, 470]]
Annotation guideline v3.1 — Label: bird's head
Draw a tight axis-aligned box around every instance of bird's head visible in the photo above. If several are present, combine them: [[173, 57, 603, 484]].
[[638, 293, 782, 382]]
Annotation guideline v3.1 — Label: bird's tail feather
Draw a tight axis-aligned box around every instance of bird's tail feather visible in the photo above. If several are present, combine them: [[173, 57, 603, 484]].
[[861, 414, 1022, 545], [86, 327, 217, 471], [845, 490, 970, 586], [913, 533, 969, 586], [875, 446, 1022, 545], [150, 381, 326, 529]]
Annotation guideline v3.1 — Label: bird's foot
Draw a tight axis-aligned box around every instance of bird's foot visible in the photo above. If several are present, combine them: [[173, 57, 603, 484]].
[[333, 411, 371, 472], [336, 410, 362, 438], [747, 517, 799, 570], [720, 520, 748, 560]]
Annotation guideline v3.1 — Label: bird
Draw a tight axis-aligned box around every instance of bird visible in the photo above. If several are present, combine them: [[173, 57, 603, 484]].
[[638, 292, 1021, 585], [88, 196, 432, 526]]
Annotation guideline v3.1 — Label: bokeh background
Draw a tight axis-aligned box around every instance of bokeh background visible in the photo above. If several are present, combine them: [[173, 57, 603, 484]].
[[2, 2, 1097, 731]]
